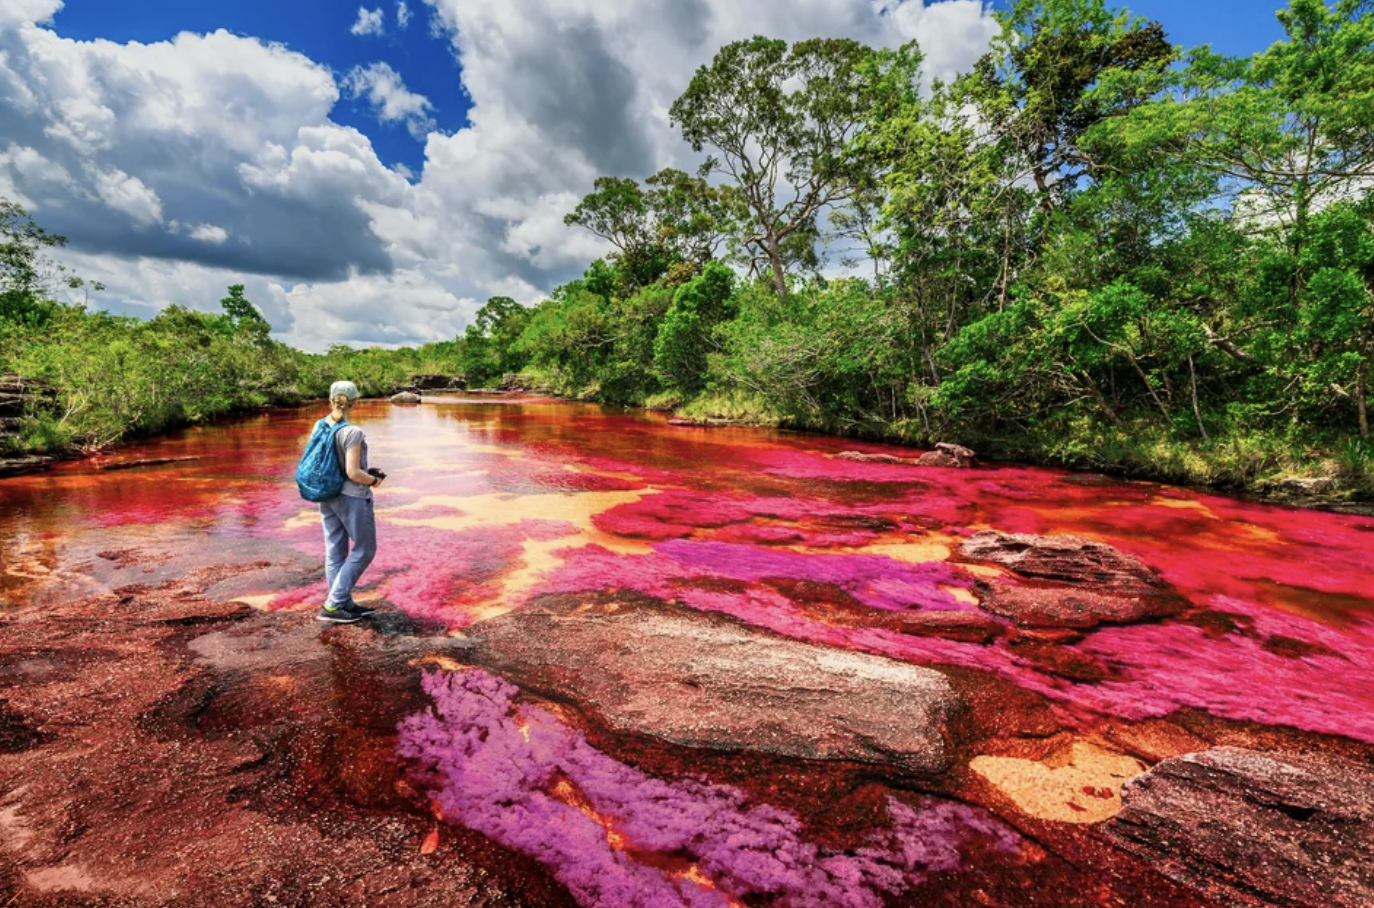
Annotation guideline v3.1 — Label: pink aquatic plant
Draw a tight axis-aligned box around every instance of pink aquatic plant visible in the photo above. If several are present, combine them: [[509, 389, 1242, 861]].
[[397, 669, 1018, 908]]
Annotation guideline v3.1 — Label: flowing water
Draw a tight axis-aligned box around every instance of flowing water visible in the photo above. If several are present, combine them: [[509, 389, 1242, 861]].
[[3, 397, 1372, 907]]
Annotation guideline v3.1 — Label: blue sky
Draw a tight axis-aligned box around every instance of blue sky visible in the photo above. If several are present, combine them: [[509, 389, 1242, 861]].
[[50, 0, 471, 175]]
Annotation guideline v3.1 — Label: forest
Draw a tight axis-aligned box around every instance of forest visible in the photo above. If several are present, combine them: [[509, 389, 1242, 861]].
[[4, 0, 1374, 496]]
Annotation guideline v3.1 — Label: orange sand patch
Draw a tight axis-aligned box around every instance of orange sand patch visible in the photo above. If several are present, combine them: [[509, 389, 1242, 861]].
[[970, 742, 1147, 824]]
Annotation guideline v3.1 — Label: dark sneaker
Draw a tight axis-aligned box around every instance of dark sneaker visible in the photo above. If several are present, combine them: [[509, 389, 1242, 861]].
[[347, 601, 377, 617], [317, 603, 368, 624]]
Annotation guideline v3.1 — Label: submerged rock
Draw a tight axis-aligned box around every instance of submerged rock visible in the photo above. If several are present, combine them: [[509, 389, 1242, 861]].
[[468, 599, 961, 773], [389, 391, 421, 404], [1104, 747, 1374, 908]]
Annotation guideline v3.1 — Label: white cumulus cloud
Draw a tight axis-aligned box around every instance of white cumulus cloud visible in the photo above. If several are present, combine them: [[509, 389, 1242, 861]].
[[397, 1, 412, 29], [189, 223, 229, 244], [351, 7, 385, 37], [0, 0, 1000, 351], [93, 167, 162, 225], [343, 62, 436, 140]]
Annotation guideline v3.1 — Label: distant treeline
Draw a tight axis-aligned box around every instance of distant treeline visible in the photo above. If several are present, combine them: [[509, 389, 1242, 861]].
[[5, 0, 1374, 496]]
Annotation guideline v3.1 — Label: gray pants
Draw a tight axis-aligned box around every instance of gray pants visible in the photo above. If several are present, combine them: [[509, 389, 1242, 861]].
[[320, 495, 377, 607]]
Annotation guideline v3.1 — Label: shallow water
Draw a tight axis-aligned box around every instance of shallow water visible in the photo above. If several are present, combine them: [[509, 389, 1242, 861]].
[[3, 397, 1372, 906]]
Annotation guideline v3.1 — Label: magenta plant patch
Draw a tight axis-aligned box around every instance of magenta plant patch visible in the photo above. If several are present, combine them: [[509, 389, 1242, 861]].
[[398, 669, 1019, 908]]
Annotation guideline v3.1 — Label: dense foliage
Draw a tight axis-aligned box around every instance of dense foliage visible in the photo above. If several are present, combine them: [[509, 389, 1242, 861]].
[[526, 0, 1374, 491], [6, 0, 1374, 495]]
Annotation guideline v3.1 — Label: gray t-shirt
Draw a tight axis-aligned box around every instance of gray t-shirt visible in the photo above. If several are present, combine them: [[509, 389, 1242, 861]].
[[332, 423, 371, 499]]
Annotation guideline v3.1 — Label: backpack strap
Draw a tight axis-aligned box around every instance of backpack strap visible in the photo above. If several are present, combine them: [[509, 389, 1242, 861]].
[[323, 418, 351, 477]]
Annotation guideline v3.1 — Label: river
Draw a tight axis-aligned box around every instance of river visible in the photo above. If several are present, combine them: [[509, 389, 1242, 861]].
[[2, 397, 1371, 907]]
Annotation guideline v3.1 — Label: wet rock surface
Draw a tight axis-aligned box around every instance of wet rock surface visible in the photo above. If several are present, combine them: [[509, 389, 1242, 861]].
[[981, 583, 1180, 628], [0, 568, 578, 908], [467, 597, 962, 773], [959, 531, 1186, 628], [390, 391, 422, 404], [1104, 747, 1374, 908], [918, 442, 978, 468], [959, 531, 1164, 592], [834, 442, 977, 468]]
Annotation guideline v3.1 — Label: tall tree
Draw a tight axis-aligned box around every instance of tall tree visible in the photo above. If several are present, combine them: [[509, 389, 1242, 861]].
[[670, 36, 878, 298], [974, 0, 1175, 214]]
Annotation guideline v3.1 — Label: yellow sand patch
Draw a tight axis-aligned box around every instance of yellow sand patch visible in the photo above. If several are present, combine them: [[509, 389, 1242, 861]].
[[856, 540, 954, 564], [942, 585, 979, 605], [387, 489, 650, 534], [970, 742, 1147, 824], [388, 488, 658, 611], [960, 563, 1007, 579], [1150, 497, 1218, 517], [232, 594, 278, 610], [411, 655, 472, 672], [283, 508, 320, 531]]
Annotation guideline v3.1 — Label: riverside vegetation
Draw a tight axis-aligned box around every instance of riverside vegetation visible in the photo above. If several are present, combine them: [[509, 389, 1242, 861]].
[[5, 0, 1374, 499]]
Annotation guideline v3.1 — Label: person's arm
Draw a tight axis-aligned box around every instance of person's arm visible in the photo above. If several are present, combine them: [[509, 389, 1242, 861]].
[[344, 444, 381, 488]]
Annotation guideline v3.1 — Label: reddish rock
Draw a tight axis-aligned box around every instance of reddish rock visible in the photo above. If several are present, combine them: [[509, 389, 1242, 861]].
[[980, 584, 1181, 629], [1105, 747, 1374, 908], [468, 598, 962, 773], [958, 531, 1163, 594], [834, 450, 911, 464], [959, 532, 1185, 630], [1007, 640, 1108, 683], [888, 609, 1006, 644], [918, 443, 978, 468], [0, 567, 577, 908]]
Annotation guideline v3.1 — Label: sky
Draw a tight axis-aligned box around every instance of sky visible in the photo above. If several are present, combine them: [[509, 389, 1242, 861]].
[[0, 0, 1292, 351]]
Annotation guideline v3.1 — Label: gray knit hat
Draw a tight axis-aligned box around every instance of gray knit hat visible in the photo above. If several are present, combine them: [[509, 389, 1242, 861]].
[[329, 380, 361, 401]]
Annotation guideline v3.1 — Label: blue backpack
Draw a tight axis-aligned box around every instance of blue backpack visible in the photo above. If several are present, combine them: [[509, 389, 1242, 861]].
[[296, 418, 349, 502]]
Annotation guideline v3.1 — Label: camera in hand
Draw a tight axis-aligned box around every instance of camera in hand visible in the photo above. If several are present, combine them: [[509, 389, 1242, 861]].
[[367, 468, 387, 481]]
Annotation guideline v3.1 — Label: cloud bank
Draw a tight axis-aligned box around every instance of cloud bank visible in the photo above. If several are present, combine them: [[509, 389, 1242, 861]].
[[0, 0, 998, 351]]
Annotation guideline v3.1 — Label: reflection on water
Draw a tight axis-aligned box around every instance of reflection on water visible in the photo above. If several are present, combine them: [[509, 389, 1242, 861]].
[[4, 395, 1374, 906]]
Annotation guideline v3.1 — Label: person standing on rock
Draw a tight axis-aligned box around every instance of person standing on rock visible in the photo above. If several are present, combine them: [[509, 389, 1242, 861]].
[[316, 380, 384, 624]]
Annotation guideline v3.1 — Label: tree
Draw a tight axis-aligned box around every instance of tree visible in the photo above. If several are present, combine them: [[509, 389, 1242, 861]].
[[653, 261, 737, 393], [1096, 0, 1374, 244], [973, 0, 1175, 214], [670, 36, 878, 297], [1, 199, 104, 327], [220, 284, 272, 345], [461, 295, 531, 385], [565, 170, 744, 290]]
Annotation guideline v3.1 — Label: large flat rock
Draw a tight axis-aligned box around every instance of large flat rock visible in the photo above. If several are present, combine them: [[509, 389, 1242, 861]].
[[1104, 747, 1374, 908], [468, 600, 961, 773]]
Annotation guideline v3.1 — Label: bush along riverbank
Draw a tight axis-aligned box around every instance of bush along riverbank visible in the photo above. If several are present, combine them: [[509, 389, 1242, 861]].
[[8, 0, 1374, 505]]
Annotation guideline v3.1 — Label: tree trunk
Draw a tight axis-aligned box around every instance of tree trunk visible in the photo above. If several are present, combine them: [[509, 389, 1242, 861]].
[[768, 238, 787, 300], [1189, 355, 1209, 442], [1079, 371, 1124, 428]]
